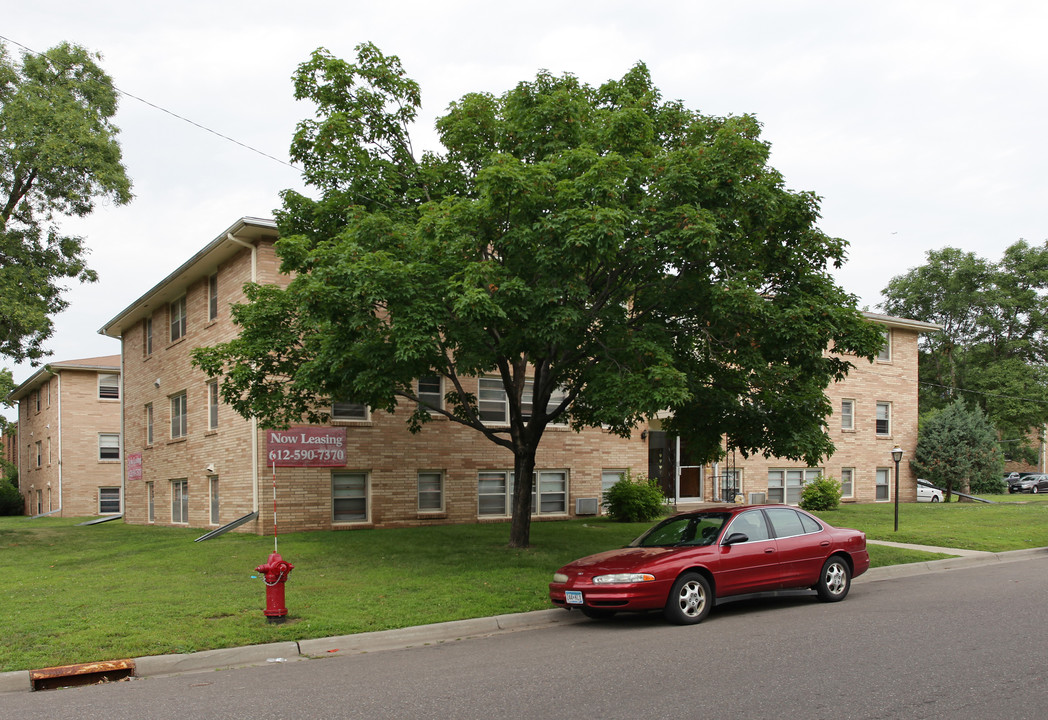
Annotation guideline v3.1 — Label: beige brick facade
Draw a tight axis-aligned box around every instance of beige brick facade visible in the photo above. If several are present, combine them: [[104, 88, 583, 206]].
[[101, 218, 648, 535], [101, 217, 933, 534], [7, 356, 122, 517]]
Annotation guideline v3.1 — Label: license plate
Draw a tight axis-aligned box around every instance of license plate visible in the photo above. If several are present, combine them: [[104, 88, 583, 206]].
[[565, 590, 583, 605]]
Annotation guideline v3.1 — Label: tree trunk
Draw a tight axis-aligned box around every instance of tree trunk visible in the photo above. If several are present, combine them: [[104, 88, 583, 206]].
[[508, 443, 537, 548]]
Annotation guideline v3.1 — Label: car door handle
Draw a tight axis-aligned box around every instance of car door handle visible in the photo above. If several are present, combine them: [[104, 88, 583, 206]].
[[764, 548, 774, 554], [820, 541, 831, 547]]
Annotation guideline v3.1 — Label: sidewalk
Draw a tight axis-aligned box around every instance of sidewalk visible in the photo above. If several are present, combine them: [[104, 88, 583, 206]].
[[2, 545, 1045, 694]]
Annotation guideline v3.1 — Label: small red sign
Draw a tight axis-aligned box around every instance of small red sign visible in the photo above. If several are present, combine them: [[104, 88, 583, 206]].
[[265, 427, 347, 467], [126, 453, 143, 481]]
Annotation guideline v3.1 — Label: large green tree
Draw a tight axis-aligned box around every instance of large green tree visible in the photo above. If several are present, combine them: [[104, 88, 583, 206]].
[[193, 43, 881, 547], [911, 398, 1004, 499], [882, 242, 1048, 462], [0, 40, 132, 364]]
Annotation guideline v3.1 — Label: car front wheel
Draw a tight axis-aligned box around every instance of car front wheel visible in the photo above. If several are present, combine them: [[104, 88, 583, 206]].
[[664, 572, 712, 624], [1033, 487, 1039, 494], [815, 556, 851, 602]]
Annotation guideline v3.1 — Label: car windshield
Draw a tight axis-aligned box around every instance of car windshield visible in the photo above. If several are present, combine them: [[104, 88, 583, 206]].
[[629, 513, 730, 548]]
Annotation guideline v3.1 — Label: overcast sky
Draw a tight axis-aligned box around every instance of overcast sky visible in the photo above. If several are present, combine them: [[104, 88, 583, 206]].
[[4, 0, 1047, 414]]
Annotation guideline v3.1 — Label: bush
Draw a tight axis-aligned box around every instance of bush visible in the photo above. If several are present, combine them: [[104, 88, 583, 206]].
[[0, 479, 23, 516], [604, 472, 666, 522], [970, 474, 1006, 495], [799, 476, 842, 512]]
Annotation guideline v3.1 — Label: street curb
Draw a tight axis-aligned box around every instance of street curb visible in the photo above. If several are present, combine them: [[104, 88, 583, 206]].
[[3, 548, 1044, 694]]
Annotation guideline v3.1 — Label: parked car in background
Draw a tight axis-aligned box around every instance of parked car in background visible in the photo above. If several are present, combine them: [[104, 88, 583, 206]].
[[549, 505, 869, 625], [1004, 472, 1021, 482], [1008, 474, 1048, 494], [916, 479, 944, 503]]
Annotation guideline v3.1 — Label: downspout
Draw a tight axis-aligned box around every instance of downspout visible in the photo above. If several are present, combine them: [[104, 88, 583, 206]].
[[227, 233, 259, 514], [119, 352, 125, 516], [56, 371, 62, 515]]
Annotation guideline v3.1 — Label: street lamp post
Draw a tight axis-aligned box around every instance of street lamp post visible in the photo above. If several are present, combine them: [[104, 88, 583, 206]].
[[891, 446, 903, 532]]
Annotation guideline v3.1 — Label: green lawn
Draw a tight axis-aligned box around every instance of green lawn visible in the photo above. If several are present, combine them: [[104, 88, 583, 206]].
[[2, 498, 1046, 672]]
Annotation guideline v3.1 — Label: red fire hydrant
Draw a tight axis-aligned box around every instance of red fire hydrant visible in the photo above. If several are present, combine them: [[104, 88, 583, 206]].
[[255, 552, 294, 623]]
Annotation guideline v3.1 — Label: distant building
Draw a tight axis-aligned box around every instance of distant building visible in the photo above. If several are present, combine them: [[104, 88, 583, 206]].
[[6, 356, 123, 516]]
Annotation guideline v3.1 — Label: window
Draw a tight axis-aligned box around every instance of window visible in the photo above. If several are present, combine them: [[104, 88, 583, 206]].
[[417, 376, 442, 410], [877, 327, 892, 361], [99, 373, 120, 400], [170, 392, 188, 439], [33, 390, 40, 413], [536, 471, 567, 514], [840, 399, 854, 431], [172, 479, 188, 523], [209, 476, 220, 525], [99, 433, 120, 461], [47, 437, 51, 465], [478, 470, 566, 516], [601, 469, 625, 508], [99, 487, 121, 514], [170, 296, 187, 341], [840, 468, 854, 498], [207, 380, 219, 430], [147, 482, 155, 523], [764, 507, 815, 538], [34, 441, 42, 467], [332, 472, 368, 523], [208, 272, 219, 321], [418, 471, 443, 512], [876, 402, 891, 436], [727, 509, 772, 542], [332, 400, 368, 421], [876, 468, 891, 501], [478, 378, 567, 424], [721, 469, 742, 501], [767, 468, 821, 505], [145, 404, 154, 445], [144, 316, 153, 356]]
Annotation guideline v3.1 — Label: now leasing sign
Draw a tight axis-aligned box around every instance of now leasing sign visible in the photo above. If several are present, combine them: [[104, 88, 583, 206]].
[[266, 427, 348, 467], [126, 453, 143, 481]]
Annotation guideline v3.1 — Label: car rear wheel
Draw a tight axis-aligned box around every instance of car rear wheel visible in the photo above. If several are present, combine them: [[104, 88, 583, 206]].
[[580, 607, 617, 620], [815, 556, 851, 602], [931, 495, 940, 502], [663, 572, 711, 624]]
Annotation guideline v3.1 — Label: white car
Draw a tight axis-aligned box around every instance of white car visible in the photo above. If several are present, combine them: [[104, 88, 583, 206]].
[[916, 479, 943, 503]]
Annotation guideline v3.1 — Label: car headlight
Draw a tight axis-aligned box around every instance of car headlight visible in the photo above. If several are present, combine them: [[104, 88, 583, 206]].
[[592, 573, 655, 584], [552, 573, 569, 583]]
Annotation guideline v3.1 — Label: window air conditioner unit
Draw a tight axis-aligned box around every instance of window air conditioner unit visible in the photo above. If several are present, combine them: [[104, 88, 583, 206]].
[[748, 492, 767, 505], [575, 497, 599, 515]]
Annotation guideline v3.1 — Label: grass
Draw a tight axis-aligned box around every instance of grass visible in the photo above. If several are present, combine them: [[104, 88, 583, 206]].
[[2, 497, 1046, 672]]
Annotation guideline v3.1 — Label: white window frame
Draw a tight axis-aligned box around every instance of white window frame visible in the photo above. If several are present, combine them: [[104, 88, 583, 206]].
[[840, 399, 855, 431], [876, 402, 891, 436], [34, 441, 41, 467], [207, 380, 219, 430], [478, 470, 567, 517], [417, 376, 442, 411], [478, 471, 511, 516], [145, 403, 154, 445], [207, 272, 219, 322], [478, 377, 567, 425], [877, 327, 892, 362], [332, 400, 369, 421], [99, 487, 121, 514], [840, 468, 855, 499], [147, 481, 155, 523], [98, 433, 120, 461], [332, 472, 369, 523], [876, 467, 891, 502], [767, 468, 821, 505], [171, 392, 188, 439], [98, 373, 120, 400], [209, 475, 220, 525], [536, 470, 568, 515], [143, 316, 153, 356], [417, 471, 444, 512], [171, 479, 189, 524], [170, 295, 187, 342]]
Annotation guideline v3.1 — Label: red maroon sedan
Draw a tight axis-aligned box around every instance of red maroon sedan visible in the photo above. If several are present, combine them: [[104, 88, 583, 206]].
[[549, 505, 869, 624]]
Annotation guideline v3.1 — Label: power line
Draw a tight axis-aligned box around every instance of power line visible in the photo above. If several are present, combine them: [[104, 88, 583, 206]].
[[920, 381, 1048, 406], [0, 34, 301, 173]]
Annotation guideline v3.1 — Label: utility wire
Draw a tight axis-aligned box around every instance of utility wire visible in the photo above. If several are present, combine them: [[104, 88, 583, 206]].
[[920, 381, 1048, 406], [0, 33, 301, 173]]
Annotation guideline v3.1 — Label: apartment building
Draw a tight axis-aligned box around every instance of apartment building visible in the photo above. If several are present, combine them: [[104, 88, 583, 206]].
[[649, 313, 940, 505], [100, 217, 646, 534], [6, 355, 123, 517]]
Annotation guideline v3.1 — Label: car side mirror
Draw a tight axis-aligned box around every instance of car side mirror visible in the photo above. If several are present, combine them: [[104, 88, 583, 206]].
[[723, 532, 749, 545]]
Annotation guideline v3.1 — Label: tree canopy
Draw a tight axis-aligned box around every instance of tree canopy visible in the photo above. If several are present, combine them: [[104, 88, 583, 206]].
[[911, 398, 1004, 498], [193, 43, 881, 547], [881, 242, 1048, 463], [0, 40, 132, 364]]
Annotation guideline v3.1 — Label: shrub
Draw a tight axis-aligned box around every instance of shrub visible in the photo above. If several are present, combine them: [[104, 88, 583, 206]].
[[0, 479, 23, 516], [604, 472, 666, 522], [799, 475, 842, 512]]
